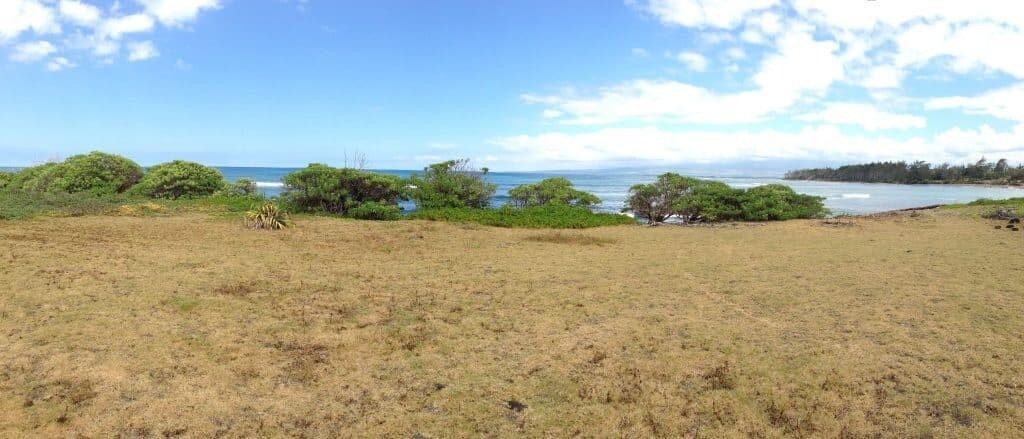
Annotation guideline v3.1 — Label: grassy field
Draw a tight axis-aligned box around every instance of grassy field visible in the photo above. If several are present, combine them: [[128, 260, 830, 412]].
[[2, 207, 1023, 437]]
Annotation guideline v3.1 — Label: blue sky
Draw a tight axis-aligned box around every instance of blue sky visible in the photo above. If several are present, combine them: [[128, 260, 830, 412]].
[[3, 1, 1024, 170]]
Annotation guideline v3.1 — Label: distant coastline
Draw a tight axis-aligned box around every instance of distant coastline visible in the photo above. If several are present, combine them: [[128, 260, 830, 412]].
[[784, 158, 1024, 187]]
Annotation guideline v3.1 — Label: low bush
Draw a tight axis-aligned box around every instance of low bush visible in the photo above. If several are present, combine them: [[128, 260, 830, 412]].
[[347, 201, 402, 220], [408, 159, 496, 209], [133, 160, 226, 199], [508, 177, 600, 208], [0, 171, 11, 189], [4, 152, 142, 195], [7, 162, 63, 193], [50, 152, 143, 194], [409, 204, 636, 229], [740, 184, 827, 221], [245, 203, 291, 230], [625, 173, 828, 223], [282, 164, 405, 214], [222, 178, 258, 196]]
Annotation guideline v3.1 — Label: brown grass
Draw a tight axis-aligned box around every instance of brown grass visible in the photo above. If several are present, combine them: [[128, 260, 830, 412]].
[[1, 209, 1023, 437]]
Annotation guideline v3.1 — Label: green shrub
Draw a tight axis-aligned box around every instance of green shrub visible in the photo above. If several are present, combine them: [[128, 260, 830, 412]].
[[347, 201, 403, 220], [134, 160, 226, 199], [0, 171, 12, 189], [7, 162, 63, 193], [675, 181, 745, 222], [739, 184, 827, 221], [4, 152, 142, 195], [409, 159, 496, 209], [245, 203, 291, 230], [281, 164, 405, 214], [50, 152, 143, 194], [222, 178, 258, 196], [624, 173, 703, 224], [409, 204, 635, 229], [508, 177, 600, 208]]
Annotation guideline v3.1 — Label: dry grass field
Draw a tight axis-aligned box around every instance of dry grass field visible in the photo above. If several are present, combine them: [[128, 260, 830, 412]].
[[2, 209, 1023, 437]]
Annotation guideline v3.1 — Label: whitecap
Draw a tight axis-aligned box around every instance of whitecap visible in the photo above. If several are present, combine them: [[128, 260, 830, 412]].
[[255, 182, 284, 188], [841, 193, 871, 199]]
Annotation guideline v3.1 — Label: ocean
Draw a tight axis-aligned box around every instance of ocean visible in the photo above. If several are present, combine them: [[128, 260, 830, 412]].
[[217, 167, 1024, 215]]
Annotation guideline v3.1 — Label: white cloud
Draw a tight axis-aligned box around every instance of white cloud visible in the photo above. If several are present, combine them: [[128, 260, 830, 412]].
[[674, 51, 708, 71], [99, 13, 154, 38], [631, 47, 649, 57], [927, 84, 1024, 122], [493, 123, 1024, 167], [10, 40, 57, 62], [0, 0, 60, 42], [127, 40, 158, 61], [798, 103, 926, 131], [136, 0, 220, 27], [860, 66, 905, 89], [46, 56, 76, 71], [522, 80, 792, 125], [638, 0, 779, 29], [59, 0, 102, 26]]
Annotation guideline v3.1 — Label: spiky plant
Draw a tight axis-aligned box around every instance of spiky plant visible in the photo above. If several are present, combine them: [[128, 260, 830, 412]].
[[245, 203, 291, 230]]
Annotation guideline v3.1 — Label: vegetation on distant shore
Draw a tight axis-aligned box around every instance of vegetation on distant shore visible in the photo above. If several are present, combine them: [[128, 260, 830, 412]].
[[785, 157, 1024, 185], [624, 173, 828, 224], [409, 205, 635, 228]]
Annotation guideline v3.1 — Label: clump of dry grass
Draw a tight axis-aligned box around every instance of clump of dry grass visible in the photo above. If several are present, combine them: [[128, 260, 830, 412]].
[[523, 232, 616, 246]]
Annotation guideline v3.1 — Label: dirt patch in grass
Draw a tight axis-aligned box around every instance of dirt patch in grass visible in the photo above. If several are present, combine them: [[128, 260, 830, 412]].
[[2, 210, 1024, 436]]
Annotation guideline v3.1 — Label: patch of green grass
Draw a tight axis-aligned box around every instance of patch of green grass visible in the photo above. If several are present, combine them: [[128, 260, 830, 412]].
[[0, 188, 269, 220], [169, 296, 199, 312], [0, 189, 142, 220], [408, 205, 636, 229], [944, 197, 1024, 211]]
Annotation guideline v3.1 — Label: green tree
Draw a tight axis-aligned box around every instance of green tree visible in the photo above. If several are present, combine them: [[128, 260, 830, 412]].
[[508, 177, 600, 208], [624, 173, 702, 224], [282, 164, 405, 214], [408, 159, 496, 209], [134, 160, 226, 199]]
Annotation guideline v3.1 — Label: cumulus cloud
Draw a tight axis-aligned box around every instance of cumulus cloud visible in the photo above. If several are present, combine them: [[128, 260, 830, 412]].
[[674, 51, 708, 71], [136, 0, 220, 27], [0, 0, 60, 42], [127, 40, 158, 61], [639, 0, 779, 29], [797, 103, 926, 131], [59, 0, 102, 26], [10, 40, 57, 62], [46, 56, 75, 71], [2, 0, 220, 68], [927, 84, 1024, 122]]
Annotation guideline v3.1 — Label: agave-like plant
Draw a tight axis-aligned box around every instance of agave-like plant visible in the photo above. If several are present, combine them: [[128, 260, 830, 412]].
[[245, 203, 291, 230]]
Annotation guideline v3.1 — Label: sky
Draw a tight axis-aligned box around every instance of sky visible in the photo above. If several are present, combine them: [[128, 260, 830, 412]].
[[2, 0, 1024, 171]]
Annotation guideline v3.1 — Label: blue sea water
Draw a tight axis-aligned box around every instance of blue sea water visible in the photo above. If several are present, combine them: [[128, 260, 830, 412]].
[[218, 167, 1024, 215]]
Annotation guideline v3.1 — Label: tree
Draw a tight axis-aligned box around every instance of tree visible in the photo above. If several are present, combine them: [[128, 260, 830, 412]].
[[408, 159, 496, 209], [282, 164, 405, 214], [624, 173, 702, 224], [508, 177, 600, 208]]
